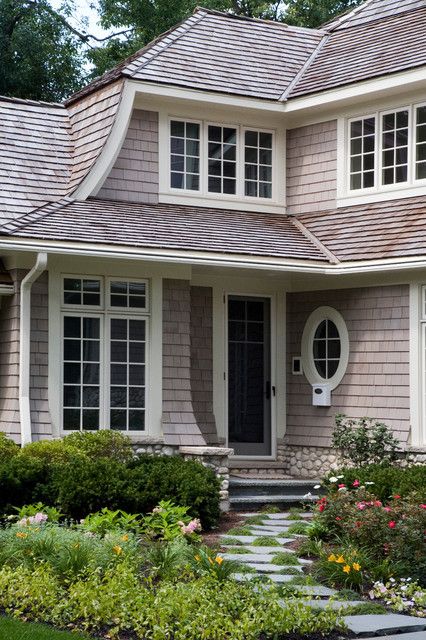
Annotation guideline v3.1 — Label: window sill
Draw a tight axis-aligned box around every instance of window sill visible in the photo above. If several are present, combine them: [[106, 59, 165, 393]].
[[159, 192, 285, 214], [337, 184, 426, 208]]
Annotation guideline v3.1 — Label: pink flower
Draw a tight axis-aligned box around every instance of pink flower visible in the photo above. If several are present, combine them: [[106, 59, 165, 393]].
[[388, 521, 396, 529], [356, 502, 366, 510], [383, 506, 392, 512], [338, 484, 346, 489], [180, 518, 201, 535], [352, 480, 360, 487], [420, 504, 426, 510], [374, 501, 382, 507]]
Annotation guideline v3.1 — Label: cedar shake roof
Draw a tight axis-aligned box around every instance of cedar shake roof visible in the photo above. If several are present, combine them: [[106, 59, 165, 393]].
[[0, 81, 123, 224], [290, 4, 426, 98], [0, 198, 329, 263], [296, 195, 426, 262]]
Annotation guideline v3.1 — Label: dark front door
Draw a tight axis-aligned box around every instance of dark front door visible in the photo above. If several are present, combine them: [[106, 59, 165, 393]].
[[228, 296, 272, 456]]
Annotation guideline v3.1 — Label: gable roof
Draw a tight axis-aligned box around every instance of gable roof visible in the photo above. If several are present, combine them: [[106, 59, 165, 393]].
[[324, 0, 425, 30]]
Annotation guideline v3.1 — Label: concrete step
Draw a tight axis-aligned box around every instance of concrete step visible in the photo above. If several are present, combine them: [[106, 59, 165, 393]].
[[229, 477, 320, 499], [343, 614, 426, 637], [230, 493, 319, 510]]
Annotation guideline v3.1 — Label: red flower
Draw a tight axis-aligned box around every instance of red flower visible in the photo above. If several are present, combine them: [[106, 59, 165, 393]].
[[383, 506, 392, 512], [421, 504, 426, 510], [319, 504, 325, 513], [353, 480, 360, 487], [393, 495, 401, 499], [374, 500, 382, 507], [388, 521, 396, 529], [338, 484, 346, 489], [336, 517, 342, 521]]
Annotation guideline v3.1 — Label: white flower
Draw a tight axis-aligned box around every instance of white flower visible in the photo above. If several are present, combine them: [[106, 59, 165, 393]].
[[337, 475, 344, 479], [314, 485, 321, 489], [303, 492, 312, 499], [329, 477, 338, 483], [365, 481, 375, 485]]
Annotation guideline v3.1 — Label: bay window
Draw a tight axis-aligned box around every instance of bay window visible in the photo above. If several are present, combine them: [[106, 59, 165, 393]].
[[61, 276, 148, 433]]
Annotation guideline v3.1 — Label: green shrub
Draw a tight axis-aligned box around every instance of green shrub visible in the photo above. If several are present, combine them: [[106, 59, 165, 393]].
[[15, 503, 63, 523], [332, 414, 401, 466], [325, 464, 426, 501], [0, 433, 19, 462], [62, 430, 134, 464], [18, 439, 83, 465], [0, 456, 55, 514], [80, 507, 141, 536], [121, 456, 221, 530], [287, 521, 310, 535], [141, 500, 201, 541]]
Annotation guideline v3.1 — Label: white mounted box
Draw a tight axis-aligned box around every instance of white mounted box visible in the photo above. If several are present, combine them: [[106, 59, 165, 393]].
[[312, 384, 331, 407]]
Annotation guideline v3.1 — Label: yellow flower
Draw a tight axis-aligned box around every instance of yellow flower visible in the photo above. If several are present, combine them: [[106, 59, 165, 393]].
[[194, 555, 201, 562], [121, 534, 129, 542], [16, 532, 28, 539], [336, 555, 345, 564], [328, 554, 337, 562], [112, 545, 122, 555], [215, 556, 223, 565], [352, 562, 361, 571], [343, 564, 351, 574]]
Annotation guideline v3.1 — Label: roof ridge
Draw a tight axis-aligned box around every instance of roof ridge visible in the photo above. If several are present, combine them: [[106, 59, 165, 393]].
[[321, 0, 375, 31], [0, 94, 65, 108], [323, 0, 426, 32], [194, 7, 325, 34]]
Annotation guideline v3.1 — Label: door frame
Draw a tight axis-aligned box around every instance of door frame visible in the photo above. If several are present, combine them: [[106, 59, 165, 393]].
[[224, 291, 277, 460]]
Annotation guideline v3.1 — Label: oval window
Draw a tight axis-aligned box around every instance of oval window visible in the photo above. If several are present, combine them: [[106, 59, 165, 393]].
[[301, 307, 349, 390]]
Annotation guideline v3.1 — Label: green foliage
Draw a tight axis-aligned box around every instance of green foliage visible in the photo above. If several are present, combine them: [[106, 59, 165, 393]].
[[343, 602, 387, 615], [369, 578, 426, 618], [221, 537, 243, 545], [143, 537, 192, 581], [0, 0, 86, 100], [325, 464, 426, 501], [286, 507, 302, 520], [15, 503, 63, 523], [271, 551, 300, 566], [251, 536, 281, 546], [0, 522, 140, 580], [287, 521, 311, 534], [141, 499, 201, 541], [314, 545, 366, 590], [0, 563, 342, 639], [332, 414, 401, 467], [190, 546, 242, 581], [0, 436, 221, 530], [80, 508, 140, 536], [226, 526, 252, 536], [244, 515, 266, 525], [260, 504, 281, 513], [285, 0, 361, 28], [0, 433, 19, 462]]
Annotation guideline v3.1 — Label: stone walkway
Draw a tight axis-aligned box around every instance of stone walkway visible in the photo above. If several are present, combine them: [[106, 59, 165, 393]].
[[219, 512, 426, 639]]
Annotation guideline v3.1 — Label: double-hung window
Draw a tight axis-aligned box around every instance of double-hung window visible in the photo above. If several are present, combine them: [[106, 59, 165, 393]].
[[61, 276, 148, 433], [347, 102, 426, 195], [169, 119, 275, 200]]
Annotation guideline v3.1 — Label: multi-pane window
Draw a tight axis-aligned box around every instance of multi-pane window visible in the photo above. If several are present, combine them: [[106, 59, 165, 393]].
[[63, 278, 101, 306], [170, 120, 200, 191], [349, 117, 375, 190], [347, 103, 426, 193], [416, 105, 426, 180], [244, 131, 273, 198], [61, 277, 148, 433], [312, 319, 341, 380], [169, 120, 274, 199], [207, 125, 237, 194], [381, 110, 409, 185]]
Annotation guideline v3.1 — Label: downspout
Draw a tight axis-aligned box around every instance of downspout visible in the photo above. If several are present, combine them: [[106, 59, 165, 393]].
[[19, 252, 47, 445]]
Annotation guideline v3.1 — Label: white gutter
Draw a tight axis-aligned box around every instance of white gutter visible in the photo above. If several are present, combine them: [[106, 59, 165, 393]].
[[19, 252, 47, 445]]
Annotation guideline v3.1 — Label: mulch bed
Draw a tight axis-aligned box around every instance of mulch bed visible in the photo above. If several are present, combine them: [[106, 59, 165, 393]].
[[202, 511, 249, 547], [258, 634, 355, 640]]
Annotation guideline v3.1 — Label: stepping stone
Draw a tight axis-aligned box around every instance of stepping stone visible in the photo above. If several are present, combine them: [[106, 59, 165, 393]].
[[266, 513, 313, 520], [293, 585, 337, 597], [343, 614, 426, 636], [244, 563, 304, 573], [219, 536, 258, 544], [260, 520, 308, 527], [233, 573, 298, 583], [360, 634, 426, 640], [300, 599, 365, 610], [223, 553, 280, 563], [221, 545, 297, 555], [251, 525, 292, 534]]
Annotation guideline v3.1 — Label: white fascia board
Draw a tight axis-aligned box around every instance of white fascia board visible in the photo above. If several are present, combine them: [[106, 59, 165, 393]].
[[7, 237, 426, 276], [129, 80, 286, 113], [284, 66, 426, 114]]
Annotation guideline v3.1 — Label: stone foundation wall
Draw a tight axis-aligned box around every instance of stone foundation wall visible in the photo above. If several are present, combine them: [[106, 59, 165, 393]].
[[132, 441, 231, 511]]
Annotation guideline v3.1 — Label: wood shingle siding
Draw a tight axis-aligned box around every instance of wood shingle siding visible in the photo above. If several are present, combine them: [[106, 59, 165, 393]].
[[286, 120, 337, 215], [286, 285, 410, 448], [97, 110, 159, 204]]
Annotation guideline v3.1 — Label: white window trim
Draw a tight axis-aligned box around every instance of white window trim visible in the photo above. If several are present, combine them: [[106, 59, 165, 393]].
[[160, 114, 284, 214], [56, 274, 151, 436], [338, 102, 426, 207], [62, 274, 104, 310], [301, 306, 349, 391], [106, 277, 149, 313]]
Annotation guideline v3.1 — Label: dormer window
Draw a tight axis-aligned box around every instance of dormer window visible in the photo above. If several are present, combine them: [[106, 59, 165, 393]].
[[345, 103, 426, 199], [169, 119, 274, 200]]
